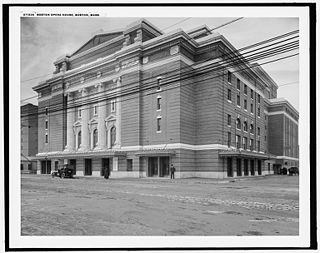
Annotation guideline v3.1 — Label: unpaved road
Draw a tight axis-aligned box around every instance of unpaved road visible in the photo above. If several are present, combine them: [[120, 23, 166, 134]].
[[21, 175, 298, 235]]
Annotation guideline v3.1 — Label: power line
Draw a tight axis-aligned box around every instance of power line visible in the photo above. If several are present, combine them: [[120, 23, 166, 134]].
[[21, 35, 299, 118], [20, 30, 298, 105], [21, 49, 299, 120]]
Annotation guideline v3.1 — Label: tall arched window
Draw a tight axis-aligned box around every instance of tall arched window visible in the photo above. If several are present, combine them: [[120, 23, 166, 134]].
[[236, 118, 241, 129], [250, 124, 254, 134], [110, 126, 116, 147], [78, 131, 81, 149], [243, 121, 248, 132], [93, 129, 98, 148]]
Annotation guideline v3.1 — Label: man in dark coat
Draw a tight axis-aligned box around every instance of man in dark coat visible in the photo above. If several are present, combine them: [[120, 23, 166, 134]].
[[170, 164, 175, 179]]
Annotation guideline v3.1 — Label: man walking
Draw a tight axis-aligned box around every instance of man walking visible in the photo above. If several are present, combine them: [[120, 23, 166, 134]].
[[170, 164, 175, 179]]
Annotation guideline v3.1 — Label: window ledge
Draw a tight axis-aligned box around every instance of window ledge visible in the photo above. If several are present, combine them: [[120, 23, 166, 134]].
[[156, 131, 162, 134], [227, 100, 232, 103]]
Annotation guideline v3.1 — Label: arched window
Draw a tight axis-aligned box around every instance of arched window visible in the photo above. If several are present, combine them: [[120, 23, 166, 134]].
[[78, 131, 81, 149], [236, 118, 241, 129], [243, 121, 248, 132], [250, 124, 254, 134], [110, 126, 116, 147], [93, 129, 98, 148]]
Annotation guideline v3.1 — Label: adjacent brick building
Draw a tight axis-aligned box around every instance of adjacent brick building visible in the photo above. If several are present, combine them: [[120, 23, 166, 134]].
[[21, 103, 38, 172], [32, 19, 299, 178]]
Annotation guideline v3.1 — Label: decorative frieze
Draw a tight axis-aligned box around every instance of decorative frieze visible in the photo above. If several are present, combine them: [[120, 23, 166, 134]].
[[170, 45, 180, 55]]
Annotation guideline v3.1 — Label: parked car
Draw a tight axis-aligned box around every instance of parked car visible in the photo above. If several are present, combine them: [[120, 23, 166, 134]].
[[279, 167, 288, 175], [52, 164, 74, 178], [288, 167, 299, 176]]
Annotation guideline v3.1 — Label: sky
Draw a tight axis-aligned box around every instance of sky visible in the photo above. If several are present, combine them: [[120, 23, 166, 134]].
[[20, 17, 299, 111]]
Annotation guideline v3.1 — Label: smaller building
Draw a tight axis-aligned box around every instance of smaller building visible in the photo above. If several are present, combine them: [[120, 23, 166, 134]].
[[266, 98, 299, 173], [21, 104, 38, 173]]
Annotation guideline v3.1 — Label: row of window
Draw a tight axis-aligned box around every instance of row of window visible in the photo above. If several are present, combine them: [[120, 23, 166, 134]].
[[227, 90, 261, 116], [77, 101, 116, 118], [227, 115, 261, 135], [227, 132, 261, 152], [227, 71, 261, 103]]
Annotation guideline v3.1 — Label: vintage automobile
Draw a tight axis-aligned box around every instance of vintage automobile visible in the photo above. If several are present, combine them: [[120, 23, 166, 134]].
[[52, 164, 74, 178], [288, 167, 299, 176], [279, 167, 288, 175]]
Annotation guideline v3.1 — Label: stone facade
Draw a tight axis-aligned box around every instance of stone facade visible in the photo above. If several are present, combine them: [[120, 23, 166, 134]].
[[32, 19, 299, 178]]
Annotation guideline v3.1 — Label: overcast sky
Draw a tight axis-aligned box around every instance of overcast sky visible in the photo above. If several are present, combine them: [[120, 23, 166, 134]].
[[20, 17, 299, 110]]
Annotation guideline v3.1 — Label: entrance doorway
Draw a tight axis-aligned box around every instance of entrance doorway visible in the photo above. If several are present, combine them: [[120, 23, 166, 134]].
[[84, 159, 92, 176], [41, 160, 51, 174], [148, 157, 169, 177], [236, 158, 242, 176], [70, 159, 76, 175], [258, 160, 262, 175], [101, 158, 110, 177], [244, 159, 249, 176], [250, 160, 255, 175], [227, 158, 233, 177]]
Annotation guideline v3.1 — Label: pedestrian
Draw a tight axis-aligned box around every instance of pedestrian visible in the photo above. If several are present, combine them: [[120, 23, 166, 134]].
[[170, 164, 175, 179], [104, 167, 109, 179]]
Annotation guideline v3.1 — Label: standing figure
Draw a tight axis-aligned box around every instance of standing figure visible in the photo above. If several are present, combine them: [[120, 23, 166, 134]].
[[104, 166, 110, 179], [170, 164, 176, 179]]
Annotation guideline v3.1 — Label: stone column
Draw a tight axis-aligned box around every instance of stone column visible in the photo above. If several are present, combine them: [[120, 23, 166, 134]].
[[115, 77, 121, 147], [79, 88, 89, 151], [95, 83, 107, 150], [64, 92, 75, 151]]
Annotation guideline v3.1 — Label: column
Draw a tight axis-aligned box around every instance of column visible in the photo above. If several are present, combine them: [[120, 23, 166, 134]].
[[115, 77, 121, 147], [95, 83, 107, 150], [79, 88, 89, 151], [113, 157, 118, 171], [64, 92, 75, 151]]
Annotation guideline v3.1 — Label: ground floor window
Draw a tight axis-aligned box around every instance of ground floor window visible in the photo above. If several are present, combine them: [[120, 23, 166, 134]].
[[21, 164, 23, 170], [70, 159, 76, 175], [101, 158, 110, 177]]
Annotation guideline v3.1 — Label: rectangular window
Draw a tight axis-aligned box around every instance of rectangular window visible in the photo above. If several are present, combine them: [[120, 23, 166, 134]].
[[258, 94, 261, 103], [157, 118, 161, 132], [265, 135, 267, 141], [227, 114, 231, 126], [127, 159, 133, 171], [244, 84, 247, 95], [257, 140, 260, 152], [243, 137, 247, 149], [94, 105, 98, 115], [157, 77, 162, 91], [227, 132, 231, 147], [251, 89, 254, 99], [250, 103, 254, 113], [237, 95, 240, 106], [227, 89, 232, 101], [227, 71, 231, 83], [250, 139, 253, 151], [237, 79, 240, 90], [236, 135, 241, 149], [157, 97, 161, 110], [244, 99, 247, 110], [78, 108, 82, 118], [45, 107, 48, 115], [45, 120, 48, 130], [111, 100, 116, 112], [258, 107, 260, 117], [45, 133, 48, 143], [257, 127, 260, 136]]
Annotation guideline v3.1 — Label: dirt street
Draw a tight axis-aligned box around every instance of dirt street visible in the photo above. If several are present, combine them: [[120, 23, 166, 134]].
[[21, 174, 299, 236]]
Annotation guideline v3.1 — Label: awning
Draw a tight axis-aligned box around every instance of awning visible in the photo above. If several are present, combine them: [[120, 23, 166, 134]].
[[218, 150, 275, 160], [134, 149, 176, 157], [36, 150, 127, 159]]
